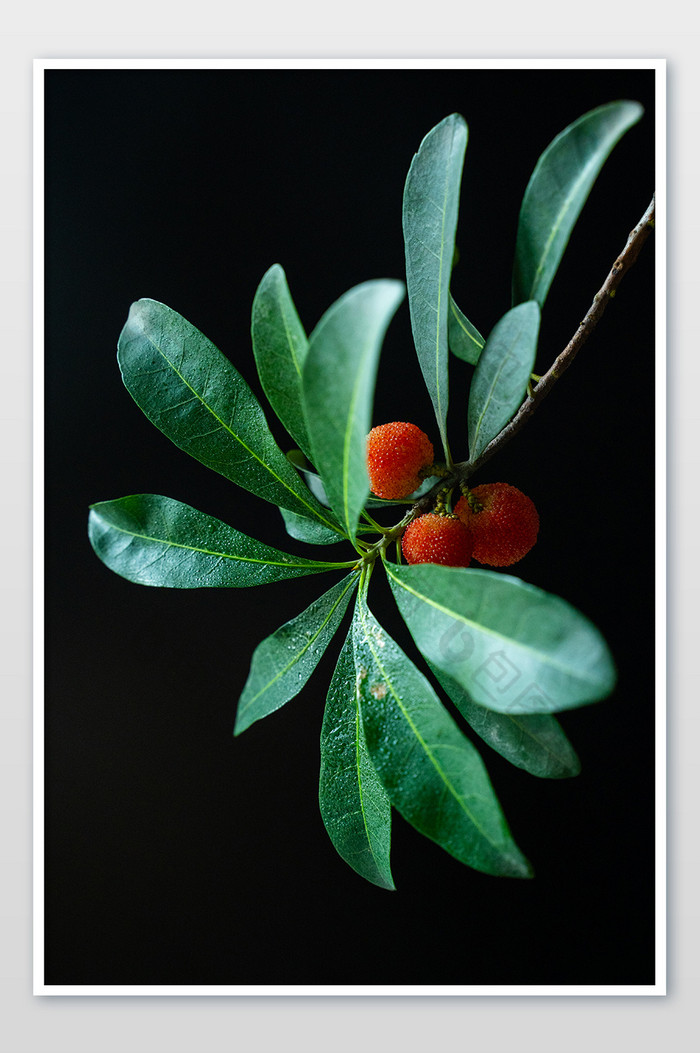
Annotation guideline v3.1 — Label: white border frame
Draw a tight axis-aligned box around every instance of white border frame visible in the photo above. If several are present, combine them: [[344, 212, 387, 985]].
[[32, 56, 667, 998]]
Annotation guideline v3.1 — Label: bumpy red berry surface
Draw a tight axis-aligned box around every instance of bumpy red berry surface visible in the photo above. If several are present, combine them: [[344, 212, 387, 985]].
[[454, 483, 539, 567], [366, 422, 434, 500], [401, 513, 473, 567]]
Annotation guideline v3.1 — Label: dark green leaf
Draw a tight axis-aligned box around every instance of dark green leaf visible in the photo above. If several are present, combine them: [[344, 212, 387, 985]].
[[385, 562, 616, 714], [512, 100, 644, 307], [88, 494, 348, 588], [117, 298, 337, 530], [467, 301, 540, 460], [234, 572, 359, 734], [403, 114, 468, 456], [448, 294, 484, 366], [428, 662, 581, 779], [303, 280, 405, 540], [319, 629, 395, 890], [352, 587, 532, 878], [252, 264, 312, 459]]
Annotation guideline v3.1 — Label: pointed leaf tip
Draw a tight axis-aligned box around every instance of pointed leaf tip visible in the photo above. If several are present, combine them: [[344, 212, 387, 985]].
[[513, 100, 645, 307]]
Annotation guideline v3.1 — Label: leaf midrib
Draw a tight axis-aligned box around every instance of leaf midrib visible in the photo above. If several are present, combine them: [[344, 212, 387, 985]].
[[93, 511, 340, 570], [508, 714, 577, 769], [432, 138, 453, 435], [450, 298, 484, 352], [342, 337, 368, 539]]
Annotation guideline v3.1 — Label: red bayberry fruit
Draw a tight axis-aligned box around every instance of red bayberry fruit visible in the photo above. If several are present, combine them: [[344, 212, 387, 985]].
[[454, 483, 539, 567], [402, 513, 473, 567], [366, 422, 434, 500]]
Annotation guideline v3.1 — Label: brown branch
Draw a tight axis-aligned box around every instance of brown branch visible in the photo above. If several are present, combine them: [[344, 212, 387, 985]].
[[412, 193, 656, 518]]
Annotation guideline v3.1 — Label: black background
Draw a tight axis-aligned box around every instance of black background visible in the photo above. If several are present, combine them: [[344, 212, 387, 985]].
[[44, 66, 656, 986]]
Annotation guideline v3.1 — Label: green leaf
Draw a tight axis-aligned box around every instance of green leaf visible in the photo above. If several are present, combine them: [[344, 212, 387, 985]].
[[319, 629, 395, 890], [88, 494, 347, 588], [352, 587, 532, 878], [302, 280, 405, 540], [467, 301, 540, 460], [234, 572, 359, 735], [385, 562, 616, 714], [279, 507, 346, 546], [251, 264, 312, 459], [512, 100, 644, 307], [448, 294, 484, 366], [117, 298, 337, 531], [427, 662, 581, 779], [403, 114, 468, 457]]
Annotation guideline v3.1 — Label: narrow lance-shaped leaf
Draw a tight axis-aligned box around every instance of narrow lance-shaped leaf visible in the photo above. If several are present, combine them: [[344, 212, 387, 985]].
[[403, 114, 468, 457], [448, 294, 485, 366], [512, 100, 644, 307], [385, 562, 617, 715], [117, 298, 339, 532], [319, 628, 395, 890], [303, 280, 405, 540], [88, 494, 347, 588], [352, 585, 532, 878], [251, 264, 313, 460], [427, 661, 581, 779], [467, 300, 540, 460], [234, 571, 359, 735]]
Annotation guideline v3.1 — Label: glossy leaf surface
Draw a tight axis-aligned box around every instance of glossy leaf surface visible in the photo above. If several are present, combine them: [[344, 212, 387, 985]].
[[352, 588, 532, 878], [403, 114, 468, 456], [234, 572, 359, 734], [448, 294, 484, 366], [512, 100, 644, 307], [428, 662, 581, 779], [467, 300, 540, 460], [117, 298, 336, 530], [303, 280, 405, 540], [386, 562, 617, 714], [88, 494, 344, 588], [251, 264, 312, 459], [319, 630, 395, 890]]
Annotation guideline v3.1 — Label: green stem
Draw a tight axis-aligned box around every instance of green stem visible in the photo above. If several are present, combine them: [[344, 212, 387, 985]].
[[361, 510, 386, 532]]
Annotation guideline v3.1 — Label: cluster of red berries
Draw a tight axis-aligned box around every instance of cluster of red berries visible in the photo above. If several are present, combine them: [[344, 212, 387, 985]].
[[366, 422, 539, 569]]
